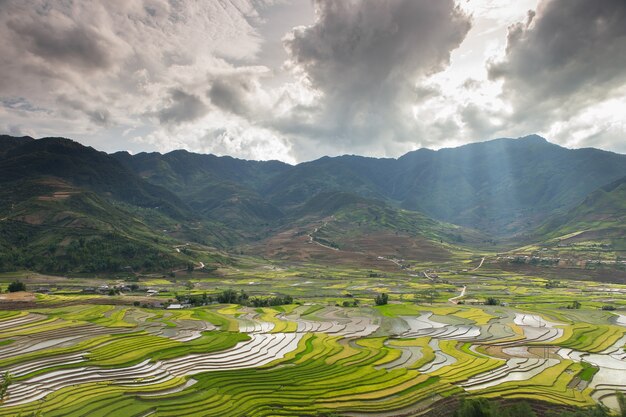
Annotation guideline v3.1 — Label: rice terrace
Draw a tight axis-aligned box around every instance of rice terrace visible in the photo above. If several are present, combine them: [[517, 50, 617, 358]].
[[1, 248, 625, 416], [2, 0, 626, 416]]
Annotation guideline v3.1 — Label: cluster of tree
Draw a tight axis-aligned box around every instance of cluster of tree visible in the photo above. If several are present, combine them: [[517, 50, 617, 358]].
[[60, 236, 181, 272], [485, 297, 500, 306], [249, 295, 294, 307], [175, 292, 210, 306], [545, 280, 562, 289], [454, 395, 626, 417], [216, 289, 248, 304], [174, 289, 295, 308], [6, 280, 25, 292], [0, 226, 183, 273], [529, 257, 559, 266], [341, 300, 359, 307], [567, 300, 582, 309], [374, 293, 389, 306]]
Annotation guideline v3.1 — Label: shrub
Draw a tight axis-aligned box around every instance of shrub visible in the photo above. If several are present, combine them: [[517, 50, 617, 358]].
[[7, 280, 26, 292], [485, 297, 499, 306], [375, 293, 389, 306], [0, 371, 12, 403]]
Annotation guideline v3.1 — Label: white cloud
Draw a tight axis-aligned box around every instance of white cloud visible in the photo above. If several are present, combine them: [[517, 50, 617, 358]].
[[0, 0, 624, 161]]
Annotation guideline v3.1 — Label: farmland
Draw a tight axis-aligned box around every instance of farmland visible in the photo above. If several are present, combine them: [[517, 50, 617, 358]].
[[0, 256, 625, 416]]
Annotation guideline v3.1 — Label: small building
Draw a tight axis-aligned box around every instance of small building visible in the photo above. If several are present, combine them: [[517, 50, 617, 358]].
[[146, 289, 159, 296], [97, 285, 110, 294], [167, 304, 183, 309]]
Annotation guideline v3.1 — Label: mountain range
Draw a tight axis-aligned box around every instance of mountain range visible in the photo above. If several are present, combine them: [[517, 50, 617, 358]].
[[1, 134, 625, 273]]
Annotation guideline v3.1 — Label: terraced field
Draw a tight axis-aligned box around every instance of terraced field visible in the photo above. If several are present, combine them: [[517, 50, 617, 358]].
[[0, 302, 624, 416]]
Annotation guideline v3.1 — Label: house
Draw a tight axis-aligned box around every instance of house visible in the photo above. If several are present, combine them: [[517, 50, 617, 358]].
[[167, 304, 183, 309], [146, 289, 159, 296], [97, 285, 110, 294]]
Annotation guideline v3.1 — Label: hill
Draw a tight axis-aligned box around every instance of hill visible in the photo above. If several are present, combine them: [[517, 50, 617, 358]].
[[114, 135, 626, 237], [247, 191, 486, 266], [113, 150, 289, 232], [2, 133, 626, 272], [534, 175, 626, 251], [0, 137, 229, 273]]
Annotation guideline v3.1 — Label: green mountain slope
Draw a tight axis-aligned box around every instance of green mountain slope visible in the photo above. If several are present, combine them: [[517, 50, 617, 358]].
[[249, 191, 487, 264], [0, 137, 189, 219], [271, 135, 626, 235], [0, 137, 230, 273], [116, 134, 626, 237], [2, 133, 625, 273], [0, 178, 189, 273], [113, 149, 289, 229], [391, 135, 626, 234], [534, 176, 626, 250]]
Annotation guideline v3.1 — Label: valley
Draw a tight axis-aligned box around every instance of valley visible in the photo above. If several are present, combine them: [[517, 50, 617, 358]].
[[0, 134, 625, 416]]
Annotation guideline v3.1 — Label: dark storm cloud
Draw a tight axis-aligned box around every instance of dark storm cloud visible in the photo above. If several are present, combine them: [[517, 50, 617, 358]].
[[1, 97, 46, 113], [157, 89, 209, 125], [56, 95, 112, 127], [7, 17, 115, 71], [489, 0, 626, 124], [281, 0, 471, 153], [208, 77, 254, 116]]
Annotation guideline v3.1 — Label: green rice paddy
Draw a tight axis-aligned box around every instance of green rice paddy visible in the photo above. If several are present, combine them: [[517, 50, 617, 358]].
[[0, 259, 625, 416]]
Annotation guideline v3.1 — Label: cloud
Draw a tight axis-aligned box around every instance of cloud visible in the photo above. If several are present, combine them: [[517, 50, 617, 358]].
[[6, 13, 117, 72], [1, 0, 624, 161], [135, 115, 295, 163], [0, 0, 269, 151], [157, 89, 208, 125], [279, 0, 472, 157], [206, 67, 271, 117], [488, 0, 626, 125], [56, 95, 112, 127]]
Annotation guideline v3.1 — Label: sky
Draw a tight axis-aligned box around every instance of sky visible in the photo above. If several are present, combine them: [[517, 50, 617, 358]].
[[0, 0, 625, 163]]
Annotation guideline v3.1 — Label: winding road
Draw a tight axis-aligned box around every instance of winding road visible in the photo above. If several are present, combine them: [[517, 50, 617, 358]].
[[471, 257, 485, 272], [307, 222, 339, 251], [448, 285, 466, 304]]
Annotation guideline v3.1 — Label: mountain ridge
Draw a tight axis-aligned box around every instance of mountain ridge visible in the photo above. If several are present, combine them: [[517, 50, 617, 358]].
[[1, 133, 625, 273]]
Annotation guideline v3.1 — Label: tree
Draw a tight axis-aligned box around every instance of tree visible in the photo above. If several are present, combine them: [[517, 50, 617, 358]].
[[217, 288, 238, 304], [375, 293, 389, 306], [7, 281, 25, 292], [454, 397, 495, 417], [485, 297, 499, 306], [0, 371, 12, 403]]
